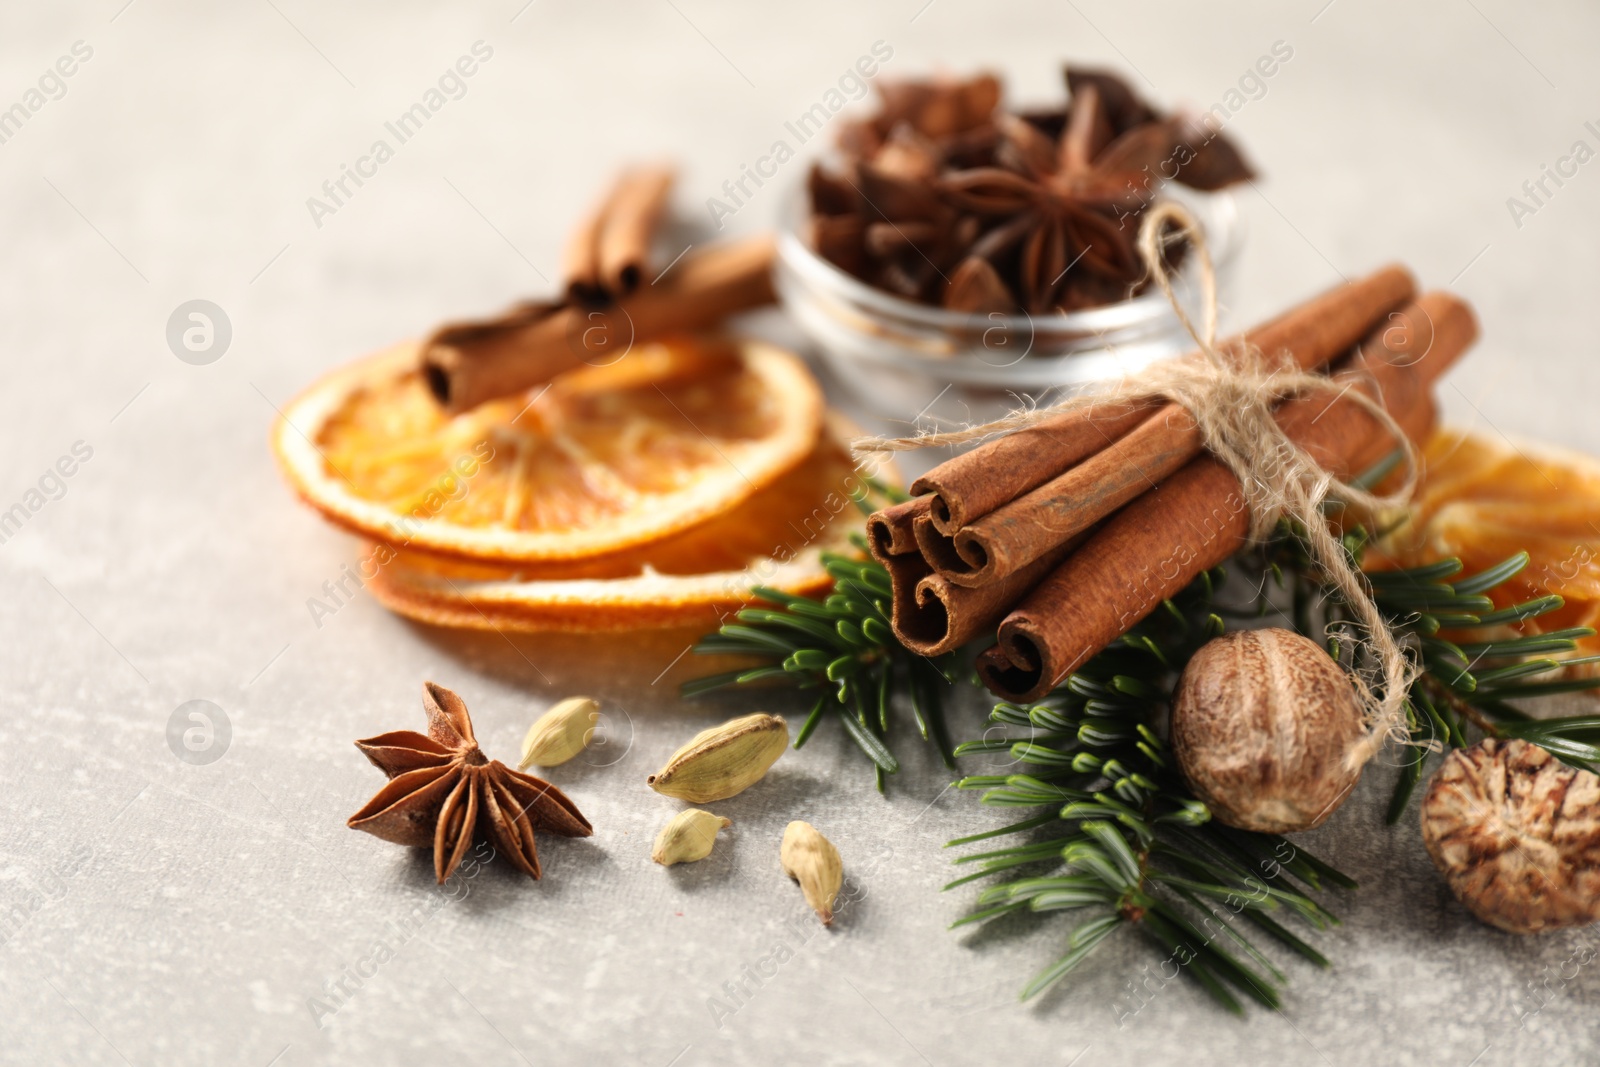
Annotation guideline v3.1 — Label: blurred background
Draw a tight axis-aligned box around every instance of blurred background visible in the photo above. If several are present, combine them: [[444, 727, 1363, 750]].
[[2, 2, 1597, 1064]]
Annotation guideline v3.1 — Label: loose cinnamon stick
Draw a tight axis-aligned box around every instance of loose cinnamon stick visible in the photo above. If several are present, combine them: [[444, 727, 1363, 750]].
[[599, 166, 675, 297], [910, 264, 1417, 541], [563, 202, 609, 306], [423, 235, 776, 412], [564, 165, 677, 304], [937, 263, 1418, 586], [976, 290, 1477, 702]]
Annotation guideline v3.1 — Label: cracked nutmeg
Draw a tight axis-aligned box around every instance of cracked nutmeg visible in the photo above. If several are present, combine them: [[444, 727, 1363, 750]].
[[1420, 738, 1600, 934], [348, 682, 593, 882]]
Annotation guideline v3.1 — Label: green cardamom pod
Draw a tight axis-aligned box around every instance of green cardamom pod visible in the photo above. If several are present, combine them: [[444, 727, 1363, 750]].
[[647, 713, 788, 803]]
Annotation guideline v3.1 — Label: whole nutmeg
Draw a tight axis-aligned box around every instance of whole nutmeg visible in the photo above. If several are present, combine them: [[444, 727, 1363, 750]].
[[1420, 737, 1600, 934], [1171, 628, 1365, 833]]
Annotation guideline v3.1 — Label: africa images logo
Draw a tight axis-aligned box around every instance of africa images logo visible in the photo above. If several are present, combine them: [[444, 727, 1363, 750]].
[[0, 40, 93, 148]]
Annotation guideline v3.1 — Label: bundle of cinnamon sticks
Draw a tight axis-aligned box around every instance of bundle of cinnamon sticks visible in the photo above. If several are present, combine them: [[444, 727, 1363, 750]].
[[868, 267, 1480, 703], [422, 164, 778, 412]]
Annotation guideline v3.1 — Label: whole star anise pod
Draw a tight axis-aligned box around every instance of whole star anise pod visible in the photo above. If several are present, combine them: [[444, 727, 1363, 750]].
[[940, 83, 1157, 313], [348, 682, 593, 882]]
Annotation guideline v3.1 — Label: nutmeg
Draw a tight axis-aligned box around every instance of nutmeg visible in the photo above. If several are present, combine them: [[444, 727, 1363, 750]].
[[1420, 738, 1600, 934], [1171, 628, 1365, 833]]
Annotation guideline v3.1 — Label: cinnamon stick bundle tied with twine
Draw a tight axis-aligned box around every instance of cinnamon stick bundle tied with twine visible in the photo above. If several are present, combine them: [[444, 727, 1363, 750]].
[[862, 261, 1427, 659], [862, 200, 1480, 772], [864, 260, 1418, 567], [867, 290, 1466, 665], [978, 291, 1470, 709], [909, 262, 1418, 587]]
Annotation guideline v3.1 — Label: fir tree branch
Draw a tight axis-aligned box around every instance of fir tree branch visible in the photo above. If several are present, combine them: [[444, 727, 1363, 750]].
[[946, 560, 1354, 1011], [681, 478, 959, 791], [1271, 539, 1600, 810]]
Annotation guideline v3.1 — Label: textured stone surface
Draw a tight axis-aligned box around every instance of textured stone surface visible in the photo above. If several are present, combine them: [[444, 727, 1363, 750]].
[[3, 2, 1599, 1064]]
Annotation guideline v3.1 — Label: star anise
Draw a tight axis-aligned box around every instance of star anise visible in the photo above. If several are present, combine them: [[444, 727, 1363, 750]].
[[348, 682, 593, 882], [939, 84, 1157, 312], [835, 71, 1000, 158]]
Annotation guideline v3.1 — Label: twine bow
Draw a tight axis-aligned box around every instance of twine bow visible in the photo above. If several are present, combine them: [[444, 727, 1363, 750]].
[[856, 200, 1422, 768]]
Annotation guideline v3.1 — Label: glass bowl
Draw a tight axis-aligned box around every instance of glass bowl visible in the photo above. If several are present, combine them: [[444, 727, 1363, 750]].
[[775, 183, 1241, 425]]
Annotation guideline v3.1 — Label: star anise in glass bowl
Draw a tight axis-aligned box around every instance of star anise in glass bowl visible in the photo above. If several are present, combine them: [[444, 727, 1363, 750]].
[[804, 65, 1254, 316]]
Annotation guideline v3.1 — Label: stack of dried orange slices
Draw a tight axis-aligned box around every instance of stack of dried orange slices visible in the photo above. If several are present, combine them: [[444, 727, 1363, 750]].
[[272, 336, 879, 632]]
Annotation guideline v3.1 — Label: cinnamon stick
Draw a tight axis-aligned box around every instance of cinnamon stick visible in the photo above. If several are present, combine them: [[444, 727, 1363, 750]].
[[976, 290, 1477, 702], [564, 165, 677, 304], [422, 235, 776, 412], [866, 496, 932, 558], [894, 519, 1086, 655], [873, 544, 935, 648], [910, 264, 1417, 543], [563, 199, 609, 306], [599, 166, 675, 297], [911, 401, 1158, 535], [865, 504, 1077, 656]]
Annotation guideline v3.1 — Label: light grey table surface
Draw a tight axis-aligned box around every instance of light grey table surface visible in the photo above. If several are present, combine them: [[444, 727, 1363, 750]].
[[3, 2, 1598, 1064]]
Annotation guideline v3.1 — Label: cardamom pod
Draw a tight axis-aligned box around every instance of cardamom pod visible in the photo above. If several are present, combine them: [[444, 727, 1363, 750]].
[[647, 713, 788, 803], [781, 820, 842, 926], [518, 696, 600, 769], [651, 809, 732, 866]]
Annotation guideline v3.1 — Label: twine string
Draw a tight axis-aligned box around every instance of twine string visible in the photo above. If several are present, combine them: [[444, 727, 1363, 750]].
[[856, 200, 1421, 766]]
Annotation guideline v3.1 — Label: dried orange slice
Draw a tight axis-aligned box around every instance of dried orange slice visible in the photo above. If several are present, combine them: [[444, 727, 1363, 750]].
[[272, 337, 823, 562], [1373, 427, 1600, 654], [360, 420, 879, 632]]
